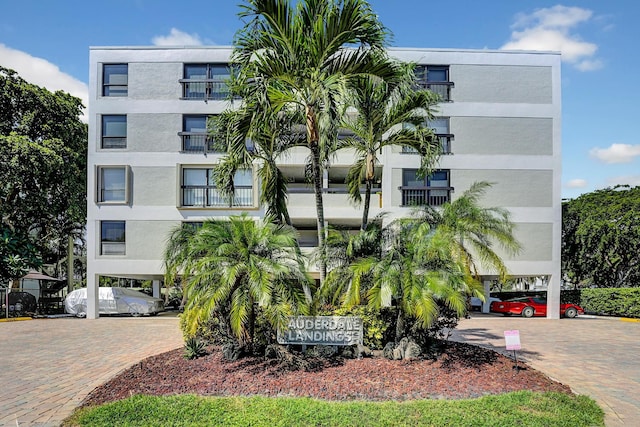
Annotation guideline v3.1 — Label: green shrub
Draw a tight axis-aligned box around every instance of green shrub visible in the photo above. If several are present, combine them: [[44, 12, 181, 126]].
[[319, 305, 394, 350], [183, 337, 207, 360], [581, 288, 640, 318]]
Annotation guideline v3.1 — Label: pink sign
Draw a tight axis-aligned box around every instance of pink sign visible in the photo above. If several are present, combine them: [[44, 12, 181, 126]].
[[504, 330, 521, 350]]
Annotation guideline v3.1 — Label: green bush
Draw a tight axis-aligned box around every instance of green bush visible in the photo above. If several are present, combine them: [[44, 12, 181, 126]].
[[319, 305, 394, 350], [183, 337, 207, 360], [581, 288, 640, 318]]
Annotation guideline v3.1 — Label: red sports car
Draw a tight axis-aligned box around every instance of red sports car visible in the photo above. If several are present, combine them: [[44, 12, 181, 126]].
[[490, 297, 584, 318]]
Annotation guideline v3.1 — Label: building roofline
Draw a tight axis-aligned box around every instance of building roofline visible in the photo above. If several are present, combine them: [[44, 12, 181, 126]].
[[89, 45, 560, 56]]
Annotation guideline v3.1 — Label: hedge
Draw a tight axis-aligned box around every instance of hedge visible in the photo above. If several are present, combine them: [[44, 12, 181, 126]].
[[580, 288, 640, 318], [491, 289, 639, 318]]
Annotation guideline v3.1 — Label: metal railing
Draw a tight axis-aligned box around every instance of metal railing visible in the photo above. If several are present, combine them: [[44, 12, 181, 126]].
[[101, 137, 127, 149], [180, 133, 223, 153], [416, 82, 454, 101], [180, 80, 232, 100], [399, 186, 452, 207], [181, 185, 253, 207], [99, 189, 126, 202], [101, 242, 126, 255], [402, 135, 452, 154]]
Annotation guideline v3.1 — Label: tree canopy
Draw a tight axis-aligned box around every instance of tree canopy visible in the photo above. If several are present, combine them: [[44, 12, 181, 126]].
[[562, 185, 640, 288], [0, 66, 87, 283]]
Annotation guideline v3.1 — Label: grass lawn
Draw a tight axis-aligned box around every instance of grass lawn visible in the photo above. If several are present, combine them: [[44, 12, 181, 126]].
[[63, 391, 604, 427]]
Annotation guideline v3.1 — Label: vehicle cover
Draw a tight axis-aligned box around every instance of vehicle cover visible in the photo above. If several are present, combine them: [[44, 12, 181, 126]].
[[65, 287, 164, 317]]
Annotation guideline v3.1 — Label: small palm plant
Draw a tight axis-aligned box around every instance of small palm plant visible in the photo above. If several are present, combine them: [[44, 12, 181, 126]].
[[183, 337, 207, 360]]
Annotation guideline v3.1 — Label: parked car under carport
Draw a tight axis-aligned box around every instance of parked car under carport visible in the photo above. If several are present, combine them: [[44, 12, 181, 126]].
[[65, 287, 164, 317]]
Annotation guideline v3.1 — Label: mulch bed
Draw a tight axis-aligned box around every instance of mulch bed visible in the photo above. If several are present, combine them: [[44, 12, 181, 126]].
[[82, 341, 571, 407]]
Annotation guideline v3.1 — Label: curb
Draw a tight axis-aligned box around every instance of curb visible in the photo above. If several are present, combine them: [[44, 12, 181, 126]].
[[0, 317, 33, 323]]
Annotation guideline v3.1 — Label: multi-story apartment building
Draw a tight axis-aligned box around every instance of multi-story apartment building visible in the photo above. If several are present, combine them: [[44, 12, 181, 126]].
[[86, 46, 562, 319]]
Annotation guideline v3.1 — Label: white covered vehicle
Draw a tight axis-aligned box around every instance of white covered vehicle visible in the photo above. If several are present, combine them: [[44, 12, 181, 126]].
[[65, 287, 164, 317]]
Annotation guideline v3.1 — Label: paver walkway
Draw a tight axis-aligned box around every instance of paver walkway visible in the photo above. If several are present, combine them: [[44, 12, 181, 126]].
[[451, 314, 640, 426], [1, 313, 637, 426], [0, 314, 182, 426]]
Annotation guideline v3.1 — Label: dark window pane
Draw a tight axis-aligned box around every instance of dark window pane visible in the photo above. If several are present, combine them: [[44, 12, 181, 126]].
[[101, 221, 125, 242], [103, 64, 128, 96]]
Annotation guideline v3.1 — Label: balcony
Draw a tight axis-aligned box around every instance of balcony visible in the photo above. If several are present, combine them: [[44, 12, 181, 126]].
[[179, 80, 231, 101], [101, 242, 125, 255], [181, 185, 253, 207], [416, 81, 453, 102], [402, 135, 452, 155], [399, 186, 452, 207], [180, 133, 222, 153]]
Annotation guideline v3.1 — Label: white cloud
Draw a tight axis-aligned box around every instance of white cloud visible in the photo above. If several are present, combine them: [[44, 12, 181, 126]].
[[606, 175, 640, 187], [152, 28, 203, 46], [566, 179, 588, 188], [589, 144, 640, 164], [0, 43, 88, 121], [501, 5, 602, 71]]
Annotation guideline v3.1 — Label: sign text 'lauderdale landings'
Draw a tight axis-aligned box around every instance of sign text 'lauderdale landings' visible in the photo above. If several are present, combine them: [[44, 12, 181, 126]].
[[277, 316, 363, 346]]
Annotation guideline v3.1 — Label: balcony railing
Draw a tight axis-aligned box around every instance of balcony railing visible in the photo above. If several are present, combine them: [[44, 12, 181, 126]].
[[287, 186, 380, 194], [402, 135, 452, 155], [399, 186, 452, 207], [100, 189, 126, 202], [180, 80, 231, 100], [102, 136, 126, 149], [180, 133, 223, 153], [181, 185, 253, 207], [416, 82, 454, 101], [101, 242, 125, 255]]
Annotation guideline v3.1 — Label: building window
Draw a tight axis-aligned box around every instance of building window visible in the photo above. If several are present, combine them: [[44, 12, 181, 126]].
[[97, 166, 129, 203], [414, 65, 453, 101], [101, 221, 125, 255], [179, 115, 222, 153], [402, 117, 452, 154], [181, 168, 253, 207], [102, 64, 128, 97], [101, 115, 127, 148], [180, 63, 235, 100], [400, 169, 451, 206]]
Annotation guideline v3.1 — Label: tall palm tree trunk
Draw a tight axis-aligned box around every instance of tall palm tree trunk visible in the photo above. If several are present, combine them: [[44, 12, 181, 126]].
[[395, 307, 405, 344], [307, 105, 327, 283], [362, 180, 372, 230]]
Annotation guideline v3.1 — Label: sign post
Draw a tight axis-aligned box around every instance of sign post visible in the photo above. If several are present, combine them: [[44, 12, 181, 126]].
[[504, 330, 522, 371]]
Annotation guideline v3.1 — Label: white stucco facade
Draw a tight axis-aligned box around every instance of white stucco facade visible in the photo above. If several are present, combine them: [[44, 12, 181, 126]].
[[86, 46, 562, 319]]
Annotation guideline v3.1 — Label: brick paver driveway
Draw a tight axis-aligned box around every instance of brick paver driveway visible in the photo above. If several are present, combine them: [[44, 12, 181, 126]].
[[0, 314, 182, 426], [452, 314, 640, 426]]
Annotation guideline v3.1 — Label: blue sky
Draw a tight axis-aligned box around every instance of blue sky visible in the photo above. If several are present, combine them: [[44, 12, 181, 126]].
[[1, 0, 638, 199]]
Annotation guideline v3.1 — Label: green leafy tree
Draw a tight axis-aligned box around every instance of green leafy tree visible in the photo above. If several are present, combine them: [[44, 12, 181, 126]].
[[0, 66, 87, 281], [340, 71, 441, 229], [232, 0, 399, 280], [165, 215, 310, 353], [562, 185, 640, 287], [0, 225, 42, 286]]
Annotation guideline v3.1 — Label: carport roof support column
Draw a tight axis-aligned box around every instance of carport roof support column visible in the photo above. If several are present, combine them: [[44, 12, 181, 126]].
[[87, 273, 100, 319]]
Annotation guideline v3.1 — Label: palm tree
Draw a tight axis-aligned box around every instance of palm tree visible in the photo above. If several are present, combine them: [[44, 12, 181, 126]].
[[211, 109, 306, 226], [232, 0, 400, 281], [321, 220, 383, 307], [365, 219, 475, 343], [163, 222, 200, 307], [165, 214, 310, 352], [340, 70, 441, 229], [326, 182, 520, 343], [414, 181, 522, 281]]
